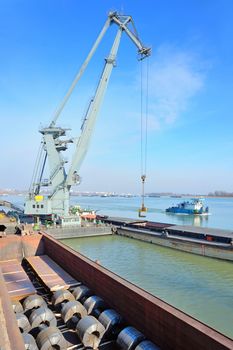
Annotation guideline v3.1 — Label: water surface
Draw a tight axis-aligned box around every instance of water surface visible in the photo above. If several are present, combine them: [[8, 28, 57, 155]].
[[2, 195, 233, 230], [62, 235, 233, 339]]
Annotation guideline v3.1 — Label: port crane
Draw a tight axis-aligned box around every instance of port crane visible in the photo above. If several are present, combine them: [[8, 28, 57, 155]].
[[24, 12, 151, 225]]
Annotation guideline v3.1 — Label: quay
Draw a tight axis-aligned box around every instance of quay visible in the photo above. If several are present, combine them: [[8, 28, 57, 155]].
[[46, 225, 112, 240]]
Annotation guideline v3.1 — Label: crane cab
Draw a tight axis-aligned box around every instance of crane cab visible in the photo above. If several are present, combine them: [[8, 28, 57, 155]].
[[24, 196, 51, 216]]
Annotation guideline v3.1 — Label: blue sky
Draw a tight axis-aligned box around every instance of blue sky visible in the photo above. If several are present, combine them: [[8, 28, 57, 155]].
[[0, 0, 233, 194]]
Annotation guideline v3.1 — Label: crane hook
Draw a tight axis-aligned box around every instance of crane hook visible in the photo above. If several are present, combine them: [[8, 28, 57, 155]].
[[138, 174, 147, 217]]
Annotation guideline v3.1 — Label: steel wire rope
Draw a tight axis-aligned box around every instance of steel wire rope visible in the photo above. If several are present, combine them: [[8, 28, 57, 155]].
[[140, 57, 149, 176], [144, 56, 149, 176], [140, 55, 145, 215], [139, 55, 149, 214], [140, 56, 144, 177]]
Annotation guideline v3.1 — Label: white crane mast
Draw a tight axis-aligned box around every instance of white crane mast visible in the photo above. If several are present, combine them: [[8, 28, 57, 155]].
[[24, 12, 151, 223]]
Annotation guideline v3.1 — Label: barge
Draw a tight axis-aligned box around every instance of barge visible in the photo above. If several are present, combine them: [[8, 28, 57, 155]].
[[99, 216, 233, 262], [0, 232, 233, 350]]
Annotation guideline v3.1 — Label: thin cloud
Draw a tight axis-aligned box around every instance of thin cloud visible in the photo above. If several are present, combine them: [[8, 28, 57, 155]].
[[145, 45, 205, 129]]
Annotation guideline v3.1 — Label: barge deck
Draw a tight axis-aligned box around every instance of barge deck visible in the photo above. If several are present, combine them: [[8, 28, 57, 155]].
[[99, 216, 233, 261], [0, 232, 233, 349]]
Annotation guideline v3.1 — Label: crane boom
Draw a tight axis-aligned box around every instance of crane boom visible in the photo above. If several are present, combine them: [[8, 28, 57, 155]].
[[66, 14, 150, 186], [66, 27, 123, 186], [50, 16, 111, 127]]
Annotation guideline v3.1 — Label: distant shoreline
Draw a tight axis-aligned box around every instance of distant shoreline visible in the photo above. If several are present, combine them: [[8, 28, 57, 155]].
[[1, 191, 233, 199]]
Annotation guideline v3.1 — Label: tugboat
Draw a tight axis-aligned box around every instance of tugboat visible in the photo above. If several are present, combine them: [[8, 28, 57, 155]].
[[166, 198, 209, 215]]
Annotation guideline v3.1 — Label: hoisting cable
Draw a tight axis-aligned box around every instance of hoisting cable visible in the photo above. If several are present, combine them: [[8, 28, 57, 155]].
[[139, 56, 149, 217]]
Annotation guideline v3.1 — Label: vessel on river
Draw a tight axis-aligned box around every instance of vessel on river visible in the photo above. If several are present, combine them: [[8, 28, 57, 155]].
[[166, 198, 209, 215], [100, 216, 233, 262]]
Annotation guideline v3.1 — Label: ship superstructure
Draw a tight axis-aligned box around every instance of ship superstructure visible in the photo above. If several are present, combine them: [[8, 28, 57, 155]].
[[166, 198, 209, 215]]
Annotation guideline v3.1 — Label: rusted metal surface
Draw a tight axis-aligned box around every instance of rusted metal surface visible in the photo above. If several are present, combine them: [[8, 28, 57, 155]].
[[26, 254, 80, 291], [22, 234, 45, 257], [0, 235, 23, 261], [42, 232, 233, 350], [0, 298, 11, 350], [0, 259, 36, 300], [0, 234, 44, 263], [0, 267, 25, 350]]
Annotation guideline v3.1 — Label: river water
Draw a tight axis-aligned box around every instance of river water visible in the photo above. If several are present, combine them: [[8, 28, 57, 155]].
[[68, 195, 233, 230], [2, 194, 233, 230], [1, 194, 233, 338]]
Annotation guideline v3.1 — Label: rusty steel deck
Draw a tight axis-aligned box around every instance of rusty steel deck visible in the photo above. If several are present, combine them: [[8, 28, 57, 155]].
[[0, 259, 36, 301], [26, 254, 80, 291]]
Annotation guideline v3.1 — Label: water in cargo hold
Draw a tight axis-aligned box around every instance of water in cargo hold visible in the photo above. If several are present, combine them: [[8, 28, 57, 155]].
[[61, 235, 233, 340]]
